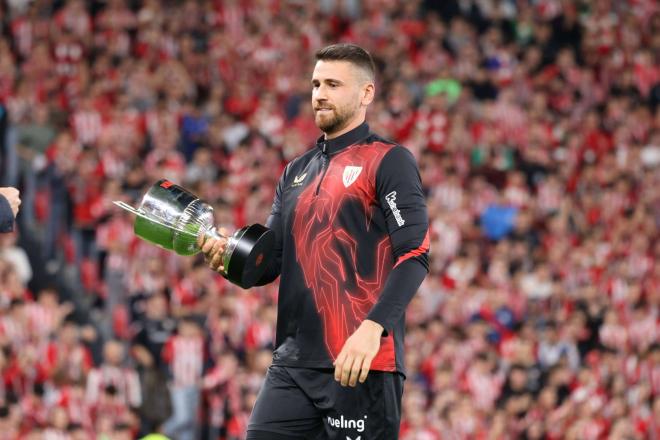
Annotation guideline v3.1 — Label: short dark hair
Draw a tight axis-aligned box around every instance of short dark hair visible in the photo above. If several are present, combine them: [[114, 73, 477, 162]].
[[315, 43, 376, 82]]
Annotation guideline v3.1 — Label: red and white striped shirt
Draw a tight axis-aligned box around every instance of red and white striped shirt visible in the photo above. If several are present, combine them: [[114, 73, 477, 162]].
[[25, 303, 59, 338], [57, 385, 92, 429], [414, 108, 450, 152], [465, 366, 503, 411], [536, 178, 563, 214], [433, 182, 464, 211], [628, 313, 658, 351], [431, 218, 461, 261], [599, 323, 628, 352], [71, 109, 103, 146], [503, 184, 530, 208], [42, 429, 71, 440], [85, 365, 141, 408], [163, 335, 205, 388], [0, 314, 29, 349], [10, 18, 33, 59], [54, 6, 92, 38]]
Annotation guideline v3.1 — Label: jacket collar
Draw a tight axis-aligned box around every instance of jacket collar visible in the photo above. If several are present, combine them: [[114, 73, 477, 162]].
[[316, 122, 370, 155]]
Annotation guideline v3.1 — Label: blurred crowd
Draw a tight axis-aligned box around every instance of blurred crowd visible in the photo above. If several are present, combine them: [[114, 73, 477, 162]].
[[0, 0, 658, 438]]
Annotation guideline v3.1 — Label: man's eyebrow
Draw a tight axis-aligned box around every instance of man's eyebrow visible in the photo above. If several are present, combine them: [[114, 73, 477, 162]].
[[311, 78, 344, 85]]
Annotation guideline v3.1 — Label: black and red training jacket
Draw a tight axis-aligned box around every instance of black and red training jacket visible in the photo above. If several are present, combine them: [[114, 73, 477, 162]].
[[256, 122, 429, 375]]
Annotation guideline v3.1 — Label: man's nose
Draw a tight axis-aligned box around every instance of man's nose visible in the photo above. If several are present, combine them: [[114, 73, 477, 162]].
[[314, 85, 329, 100]]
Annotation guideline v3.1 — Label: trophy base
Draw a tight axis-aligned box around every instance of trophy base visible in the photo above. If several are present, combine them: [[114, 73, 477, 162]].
[[224, 224, 275, 289]]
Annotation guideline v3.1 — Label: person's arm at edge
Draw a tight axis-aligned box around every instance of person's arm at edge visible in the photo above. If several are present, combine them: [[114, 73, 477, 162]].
[[0, 195, 14, 233]]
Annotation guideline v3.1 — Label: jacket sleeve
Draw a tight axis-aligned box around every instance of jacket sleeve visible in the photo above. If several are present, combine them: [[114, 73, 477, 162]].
[[366, 145, 430, 334], [254, 164, 287, 286], [0, 195, 14, 233]]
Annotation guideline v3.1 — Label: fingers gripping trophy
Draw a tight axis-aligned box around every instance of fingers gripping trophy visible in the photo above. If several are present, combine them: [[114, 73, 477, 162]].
[[115, 179, 274, 289]]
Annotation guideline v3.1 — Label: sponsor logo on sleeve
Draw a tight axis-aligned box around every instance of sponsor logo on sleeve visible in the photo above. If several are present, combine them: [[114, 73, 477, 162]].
[[386, 191, 405, 227]]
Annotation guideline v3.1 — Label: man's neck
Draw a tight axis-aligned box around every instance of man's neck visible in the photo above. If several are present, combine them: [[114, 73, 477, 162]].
[[324, 117, 366, 140]]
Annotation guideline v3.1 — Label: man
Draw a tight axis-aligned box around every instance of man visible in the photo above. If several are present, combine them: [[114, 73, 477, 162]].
[[161, 318, 205, 440], [0, 187, 21, 232], [201, 43, 429, 439]]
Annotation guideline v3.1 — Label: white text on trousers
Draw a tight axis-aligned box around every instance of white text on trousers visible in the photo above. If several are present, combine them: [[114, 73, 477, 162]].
[[327, 415, 367, 432]]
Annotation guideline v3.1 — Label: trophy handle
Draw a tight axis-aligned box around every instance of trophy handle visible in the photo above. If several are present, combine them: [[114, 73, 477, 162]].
[[113, 200, 142, 216]]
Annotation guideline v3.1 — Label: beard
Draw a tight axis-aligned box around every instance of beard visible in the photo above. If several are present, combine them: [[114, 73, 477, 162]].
[[314, 102, 358, 135]]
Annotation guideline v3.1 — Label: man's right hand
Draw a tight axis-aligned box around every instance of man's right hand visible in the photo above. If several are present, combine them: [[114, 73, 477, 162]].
[[0, 187, 21, 218], [198, 229, 228, 274]]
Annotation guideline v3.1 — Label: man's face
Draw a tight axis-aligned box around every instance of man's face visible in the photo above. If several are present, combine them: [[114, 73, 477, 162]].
[[146, 294, 167, 319], [104, 341, 124, 365], [311, 60, 368, 135]]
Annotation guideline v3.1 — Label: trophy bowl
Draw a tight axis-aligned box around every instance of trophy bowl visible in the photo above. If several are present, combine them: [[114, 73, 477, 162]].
[[114, 179, 274, 289]]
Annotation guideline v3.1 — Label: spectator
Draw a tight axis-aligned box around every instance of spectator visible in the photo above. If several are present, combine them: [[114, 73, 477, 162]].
[[161, 318, 204, 440], [85, 340, 141, 410], [0, 188, 20, 232], [0, 231, 31, 284]]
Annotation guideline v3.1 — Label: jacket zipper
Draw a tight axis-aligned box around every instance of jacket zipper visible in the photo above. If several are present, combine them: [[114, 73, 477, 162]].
[[315, 142, 329, 196]]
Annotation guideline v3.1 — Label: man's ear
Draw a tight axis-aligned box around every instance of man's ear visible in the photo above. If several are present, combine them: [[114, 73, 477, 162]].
[[361, 82, 375, 107]]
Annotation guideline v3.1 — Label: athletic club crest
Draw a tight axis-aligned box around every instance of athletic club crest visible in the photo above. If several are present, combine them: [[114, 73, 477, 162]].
[[342, 166, 363, 188]]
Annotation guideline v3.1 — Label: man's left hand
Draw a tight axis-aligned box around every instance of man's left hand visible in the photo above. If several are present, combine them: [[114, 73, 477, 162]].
[[333, 319, 384, 387]]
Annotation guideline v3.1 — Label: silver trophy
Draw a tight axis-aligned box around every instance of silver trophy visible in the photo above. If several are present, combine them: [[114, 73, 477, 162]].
[[114, 179, 274, 289]]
